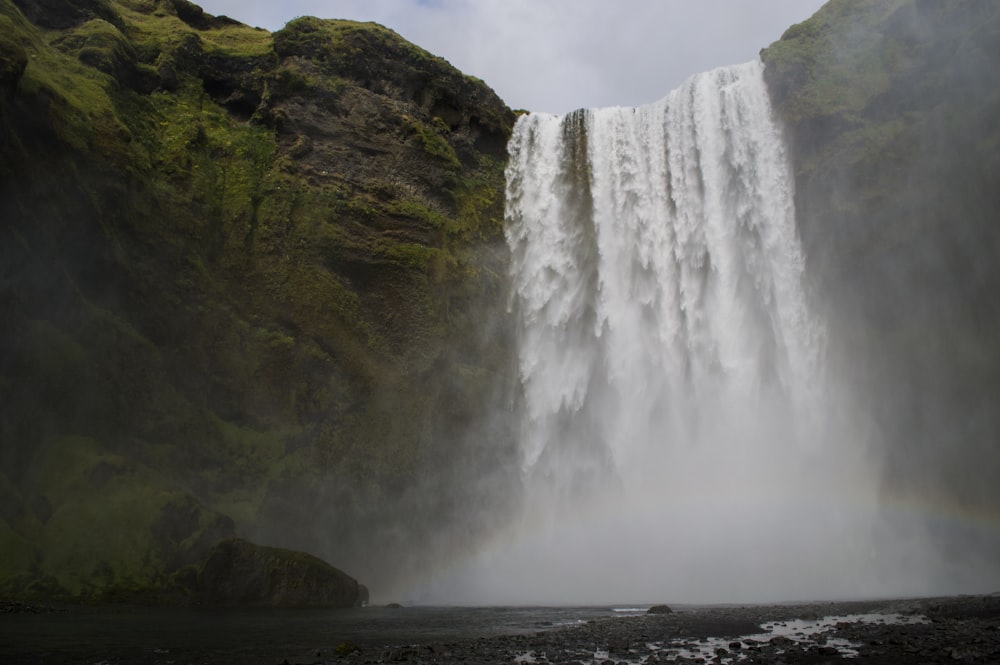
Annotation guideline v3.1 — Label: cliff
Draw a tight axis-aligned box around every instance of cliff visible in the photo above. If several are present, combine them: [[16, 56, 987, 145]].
[[5, 0, 999, 603], [762, 0, 1000, 510], [0, 0, 517, 601]]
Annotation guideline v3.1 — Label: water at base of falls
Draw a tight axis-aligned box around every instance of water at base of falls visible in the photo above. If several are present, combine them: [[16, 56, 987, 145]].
[[416, 61, 994, 605]]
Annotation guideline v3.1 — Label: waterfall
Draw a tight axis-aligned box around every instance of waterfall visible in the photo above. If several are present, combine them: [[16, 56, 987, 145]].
[[423, 61, 967, 605], [505, 61, 825, 487], [496, 60, 885, 604]]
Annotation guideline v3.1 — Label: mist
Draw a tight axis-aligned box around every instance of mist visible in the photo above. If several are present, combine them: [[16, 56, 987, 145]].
[[398, 55, 1000, 606], [172, 0, 1000, 608]]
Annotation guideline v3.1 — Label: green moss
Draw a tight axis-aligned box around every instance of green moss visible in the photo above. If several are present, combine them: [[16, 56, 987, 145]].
[[375, 242, 442, 271], [382, 150, 504, 247], [53, 18, 136, 76], [18, 38, 129, 155], [450, 154, 506, 238], [761, 0, 1000, 513], [255, 327, 295, 351], [408, 117, 460, 169], [205, 423, 307, 527], [115, 0, 271, 59], [268, 65, 343, 101], [385, 199, 450, 230], [0, 15, 28, 92], [7, 436, 155, 596], [1, 0, 517, 603], [273, 17, 444, 70], [762, 0, 909, 121], [132, 78, 276, 260]]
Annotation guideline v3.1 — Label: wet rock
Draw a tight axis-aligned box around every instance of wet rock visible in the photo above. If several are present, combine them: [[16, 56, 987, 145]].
[[198, 538, 364, 607], [647, 604, 674, 614]]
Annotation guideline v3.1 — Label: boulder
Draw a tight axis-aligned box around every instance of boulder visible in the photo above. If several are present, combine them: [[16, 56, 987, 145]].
[[647, 604, 674, 614], [199, 538, 364, 607]]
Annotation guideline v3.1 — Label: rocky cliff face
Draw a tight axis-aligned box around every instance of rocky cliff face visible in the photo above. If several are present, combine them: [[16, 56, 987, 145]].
[[0, 0, 518, 601], [762, 0, 1000, 512]]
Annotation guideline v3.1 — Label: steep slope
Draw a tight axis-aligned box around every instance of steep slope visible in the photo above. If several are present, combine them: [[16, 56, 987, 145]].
[[762, 0, 1000, 521], [0, 0, 517, 601]]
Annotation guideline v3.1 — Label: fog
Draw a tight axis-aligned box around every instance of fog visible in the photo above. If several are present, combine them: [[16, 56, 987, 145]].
[[392, 55, 1000, 606]]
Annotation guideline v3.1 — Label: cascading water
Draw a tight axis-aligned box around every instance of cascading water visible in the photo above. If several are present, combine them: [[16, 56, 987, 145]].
[[421, 60, 978, 605], [506, 60, 826, 490], [494, 59, 880, 604]]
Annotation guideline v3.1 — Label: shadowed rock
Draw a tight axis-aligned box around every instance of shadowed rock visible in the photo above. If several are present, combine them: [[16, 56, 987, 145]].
[[199, 538, 365, 607], [648, 604, 674, 614]]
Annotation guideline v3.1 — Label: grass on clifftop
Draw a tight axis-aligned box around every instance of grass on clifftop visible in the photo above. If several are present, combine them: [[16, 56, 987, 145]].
[[273, 17, 445, 70], [116, 0, 272, 59]]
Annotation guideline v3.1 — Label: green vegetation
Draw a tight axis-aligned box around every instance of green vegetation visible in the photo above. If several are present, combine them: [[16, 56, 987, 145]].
[[273, 16, 445, 72], [116, 0, 272, 59], [386, 199, 451, 230], [762, 0, 907, 117], [0, 0, 514, 602], [451, 155, 507, 238], [408, 117, 461, 169], [761, 0, 1000, 513]]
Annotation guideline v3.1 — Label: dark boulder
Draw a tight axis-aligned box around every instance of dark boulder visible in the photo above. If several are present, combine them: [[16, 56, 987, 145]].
[[647, 604, 674, 614], [199, 538, 364, 607]]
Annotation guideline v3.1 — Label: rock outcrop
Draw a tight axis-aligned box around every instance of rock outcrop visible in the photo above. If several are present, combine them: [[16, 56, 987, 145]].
[[199, 538, 364, 607]]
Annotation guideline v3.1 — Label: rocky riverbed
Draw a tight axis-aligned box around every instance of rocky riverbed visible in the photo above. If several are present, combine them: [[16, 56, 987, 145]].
[[2, 595, 999, 664], [335, 595, 1000, 665]]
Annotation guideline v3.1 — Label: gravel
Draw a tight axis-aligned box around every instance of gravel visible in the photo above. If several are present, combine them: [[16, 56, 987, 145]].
[[320, 595, 1000, 665]]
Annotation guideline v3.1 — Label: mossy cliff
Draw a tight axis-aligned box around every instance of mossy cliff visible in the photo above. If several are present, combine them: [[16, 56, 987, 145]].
[[762, 0, 1000, 510], [0, 0, 517, 602]]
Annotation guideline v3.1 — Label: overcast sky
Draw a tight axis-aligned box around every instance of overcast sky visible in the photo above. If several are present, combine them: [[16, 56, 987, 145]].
[[194, 1, 827, 114]]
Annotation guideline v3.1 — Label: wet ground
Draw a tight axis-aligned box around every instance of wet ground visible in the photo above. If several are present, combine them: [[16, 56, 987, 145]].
[[2, 594, 999, 664]]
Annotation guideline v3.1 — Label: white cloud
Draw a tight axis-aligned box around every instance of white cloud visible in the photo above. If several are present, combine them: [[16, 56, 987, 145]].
[[194, 0, 826, 114]]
